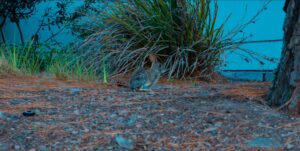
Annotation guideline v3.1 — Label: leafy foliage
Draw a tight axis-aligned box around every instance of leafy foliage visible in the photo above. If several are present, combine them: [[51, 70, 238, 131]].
[[0, 0, 45, 45]]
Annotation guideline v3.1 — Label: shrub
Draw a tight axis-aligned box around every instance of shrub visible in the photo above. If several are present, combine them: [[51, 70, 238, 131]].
[[77, 0, 235, 79]]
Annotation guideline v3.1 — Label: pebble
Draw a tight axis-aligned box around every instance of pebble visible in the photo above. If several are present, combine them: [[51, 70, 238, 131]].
[[246, 137, 282, 149], [115, 136, 134, 149], [119, 110, 128, 115], [14, 145, 20, 150], [73, 109, 80, 115], [83, 128, 89, 133], [127, 116, 137, 126], [110, 113, 117, 118], [104, 96, 115, 101], [116, 117, 125, 125], [9, 99, 30, 105], [71, 131, 78, 135], [286, 144, 294, 149], [68, 88, 81, 95], [0, 124, 5, 131], [0, 112, 5, 119], [38, 145, 48, 151], [106, 146, 113, 150], [0, 143, 9, 150], [0, 112, 19, 122], [33, 109, 41, 115]]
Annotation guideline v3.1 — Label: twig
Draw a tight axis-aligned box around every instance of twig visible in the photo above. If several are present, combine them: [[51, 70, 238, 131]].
[[276, 98, 294, 111], [229, 39, 283, 45]]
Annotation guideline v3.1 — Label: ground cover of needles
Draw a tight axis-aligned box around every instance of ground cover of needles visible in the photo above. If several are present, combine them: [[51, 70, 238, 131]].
[[0, 75, 299, 150]]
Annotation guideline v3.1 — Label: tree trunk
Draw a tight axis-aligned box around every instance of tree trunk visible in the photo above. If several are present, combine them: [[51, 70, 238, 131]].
[[0, 16, 6, 44], [15, 21, 24, 46], [0, 29, 5, 44], [268, 0, 300, 115]]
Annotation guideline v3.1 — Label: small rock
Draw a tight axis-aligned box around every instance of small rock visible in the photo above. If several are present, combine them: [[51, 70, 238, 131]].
[[151, 85, 175, 89], [106, 146, 113, 150], [1, 113, 19, 122], [0, 112, 5, 119], [33, 109, 41, 115], [73, 110, 80, 115], [71, 131, 78, 135], [203, 127, 218, 133], [214, 122, 222, 127], [286, 144, 294, 149], [115, 136, 134, 149], [246, 137, 282, 149], [83, 128, 89, 133], [0, 143, 9, 150], [104, 96, 115, 101], [148, 91, 155, 96], [118, 110, 128, 116], [110, 113, 117, 118], [14, 145, 20, 150], [126, 116, 137, 126], [135, 123, 142, 128], [23, 110, 36, 117], [68, 88, 81, 95], [116, 117, 125, 125], [38, 145, 48, 151], [9, 99, 30, 105], [0, 124, 6, 132], [26, 136, 33, 140]]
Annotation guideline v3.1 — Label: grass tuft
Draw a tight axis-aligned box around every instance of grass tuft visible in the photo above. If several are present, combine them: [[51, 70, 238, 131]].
[[0, 44, 99, 82], [0, 42, 42, 75], [47, 52, 98, 82], [77, 0, 233, 80]]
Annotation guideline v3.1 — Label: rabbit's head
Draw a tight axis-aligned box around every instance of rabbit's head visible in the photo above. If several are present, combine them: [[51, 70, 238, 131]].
[[148, 54, 166, 73], [149, 54, 157, 62]]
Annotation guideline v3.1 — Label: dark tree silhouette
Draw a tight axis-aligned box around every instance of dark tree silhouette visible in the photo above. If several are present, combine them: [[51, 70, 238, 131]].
[[0, 0, 44, 45], [0, 17, 6, 44], [0, 0, 100, 45], [268, 0, 300, 115]]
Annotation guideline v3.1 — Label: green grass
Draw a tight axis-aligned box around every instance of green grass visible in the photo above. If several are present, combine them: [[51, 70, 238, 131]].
[[0, 43, 101, 82], [0, 42, 42, 75], [0, 53, 19, 75], [47, 52, 99, 82]]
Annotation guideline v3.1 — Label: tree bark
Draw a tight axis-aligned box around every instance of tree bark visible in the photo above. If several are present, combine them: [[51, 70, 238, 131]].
[[268, 0, 300, 115], [0, 16, 6, 44], [0, 29, 5, 44]]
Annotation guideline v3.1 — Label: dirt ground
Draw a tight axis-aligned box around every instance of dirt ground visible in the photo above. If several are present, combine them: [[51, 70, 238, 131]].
[[0, 75, 299, 150]]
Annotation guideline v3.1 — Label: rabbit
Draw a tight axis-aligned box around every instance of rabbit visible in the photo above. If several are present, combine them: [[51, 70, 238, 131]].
[[129, 54, 165, 91]]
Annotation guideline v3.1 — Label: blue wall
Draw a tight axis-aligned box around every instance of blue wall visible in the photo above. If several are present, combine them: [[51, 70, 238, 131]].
[[217, 0, 285, 70], [1, 0, 285, 70]]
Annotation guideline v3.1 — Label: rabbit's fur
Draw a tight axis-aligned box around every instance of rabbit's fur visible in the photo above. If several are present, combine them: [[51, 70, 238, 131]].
[[129, 54, 165, 91]]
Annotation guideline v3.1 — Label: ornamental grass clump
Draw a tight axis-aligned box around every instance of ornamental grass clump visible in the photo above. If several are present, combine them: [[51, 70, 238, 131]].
[[78, 0, 236, 79]]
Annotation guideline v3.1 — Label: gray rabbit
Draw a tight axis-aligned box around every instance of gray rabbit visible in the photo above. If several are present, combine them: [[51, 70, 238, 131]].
[[129, 54, 165, 91]]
